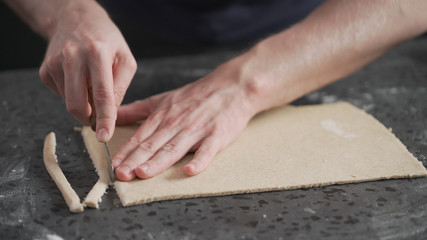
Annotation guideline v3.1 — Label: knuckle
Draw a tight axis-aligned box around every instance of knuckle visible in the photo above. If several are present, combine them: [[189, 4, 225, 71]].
[[211, 122, 230, 137], [128, 57, 137, 73], [148, 111, 164, 122], [113, 86, 126, 104], [183, 124, 199, 133], [121, 159, 138, 169], [163, 115, 182, 130], [118, 51, 137, 73], [127, 136, 143, 145], [62, 41, 79, 59], [96, 115, 116, 125], [161, 142, 178, 155], [137, 141, 156, 154], [87, 40, 105, 57], [45, 55, 59, 71], [210, 123, 223, 135], [39, 66, 49, 84], [93, 87, 115, 103]]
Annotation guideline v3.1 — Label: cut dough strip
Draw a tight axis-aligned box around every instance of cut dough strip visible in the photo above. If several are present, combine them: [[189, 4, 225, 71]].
[[80, 127, 113, 208], [83, 179, 109, 208], [75, 126, 109, 208], [43, 132, 84, 213]]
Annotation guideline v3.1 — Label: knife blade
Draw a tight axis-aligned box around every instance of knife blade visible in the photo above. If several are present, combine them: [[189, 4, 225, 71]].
[[104, 142, 115, 184], [88, 82, 115, 185]]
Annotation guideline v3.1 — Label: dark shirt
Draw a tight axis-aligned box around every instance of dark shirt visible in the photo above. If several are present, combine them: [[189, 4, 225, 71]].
[[102, 0, 324, 44]]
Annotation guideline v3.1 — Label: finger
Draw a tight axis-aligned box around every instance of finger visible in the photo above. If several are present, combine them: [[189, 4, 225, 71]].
[[115, 120, 183, 181], [112, 110, 164, 168], [44, 54, 65, 98], [116, 98, 152, 125], [63, 43, 91, 125], [39, 62, 61, 97], [88, 43, 116, 142], [189, 141, 201, 152], [184, 135, 223, 176], [112, 51, 137, 105], [134, 128, 200, 179], [113, 104, 192, 168]]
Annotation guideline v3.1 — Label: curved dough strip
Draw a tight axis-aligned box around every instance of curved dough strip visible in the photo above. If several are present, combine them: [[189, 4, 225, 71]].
[[43, 132, 84, 213]]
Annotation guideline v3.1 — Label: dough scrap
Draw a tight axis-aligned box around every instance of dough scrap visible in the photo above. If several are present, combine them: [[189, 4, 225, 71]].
[[82, 180, 109, 208], [43, 132, 84, 213], [73, 125, 109, 208], [81, 102, 427, 207], [80, 128, 112, 208]]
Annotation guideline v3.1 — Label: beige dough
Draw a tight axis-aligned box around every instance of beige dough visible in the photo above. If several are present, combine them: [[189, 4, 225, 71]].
[[43, 132, 84, 213], [82, 180, 109, 208], [81, 102, 427, 207], [80, 129, 110, 208]]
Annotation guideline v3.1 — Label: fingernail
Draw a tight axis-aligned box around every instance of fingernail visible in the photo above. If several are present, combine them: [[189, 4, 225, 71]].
[[96, 128, 109, 142], [117, 166, 130, 175]]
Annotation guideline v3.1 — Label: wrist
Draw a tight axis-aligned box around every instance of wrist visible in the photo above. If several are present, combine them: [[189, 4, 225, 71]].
[[223, 43, 278, 115], [44, 0, 104, 40], [225, 27, 321, 115]]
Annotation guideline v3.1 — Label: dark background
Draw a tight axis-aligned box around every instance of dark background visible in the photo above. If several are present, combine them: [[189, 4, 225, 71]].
[[2, 2, 425, 72], [0, 2, 249, 72], [0, 3, 46, 71]]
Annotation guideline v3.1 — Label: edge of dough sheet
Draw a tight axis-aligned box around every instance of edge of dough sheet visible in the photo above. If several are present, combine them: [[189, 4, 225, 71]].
[[117, 174, 427, 207], [340, 102, 427, 173], [43, 132, 84, 213], [90, 102, 427, 208]]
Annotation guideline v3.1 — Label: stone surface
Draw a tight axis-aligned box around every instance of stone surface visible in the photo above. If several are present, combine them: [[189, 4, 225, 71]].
[[0, 36, 426, 240]]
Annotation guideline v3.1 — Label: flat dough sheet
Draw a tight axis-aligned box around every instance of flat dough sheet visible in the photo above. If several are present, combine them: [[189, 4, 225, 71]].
[[81, 102, 427, 207]]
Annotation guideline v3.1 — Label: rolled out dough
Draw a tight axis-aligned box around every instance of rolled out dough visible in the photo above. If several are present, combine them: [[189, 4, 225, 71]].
[[81, 102, 427, 207]]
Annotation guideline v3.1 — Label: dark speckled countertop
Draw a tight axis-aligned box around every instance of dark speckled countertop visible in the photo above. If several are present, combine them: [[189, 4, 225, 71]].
[[1, 37, 427, 240]]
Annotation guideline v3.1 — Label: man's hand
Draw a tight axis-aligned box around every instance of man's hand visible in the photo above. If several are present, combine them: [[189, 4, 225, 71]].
[[111, 0, 427, 181], [5, 0, 137, 142], [40, 1, 136, 142], [112, 62, 258, 181]]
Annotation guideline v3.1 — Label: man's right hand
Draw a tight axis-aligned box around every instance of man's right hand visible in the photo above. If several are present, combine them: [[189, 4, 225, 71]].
[[37, 0, 136, 142]]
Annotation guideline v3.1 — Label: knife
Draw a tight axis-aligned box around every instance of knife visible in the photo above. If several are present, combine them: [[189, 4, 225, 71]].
[[88, 82, 115, 185]]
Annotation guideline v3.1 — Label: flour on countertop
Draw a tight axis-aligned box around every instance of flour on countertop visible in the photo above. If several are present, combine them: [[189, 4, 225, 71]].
[[34, 233, 64, 240], [46, 234, 65, 240]]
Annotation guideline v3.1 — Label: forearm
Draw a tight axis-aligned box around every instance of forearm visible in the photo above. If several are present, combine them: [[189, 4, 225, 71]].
[[235, 0, 427, 113], [3, 0, 101, 39]]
